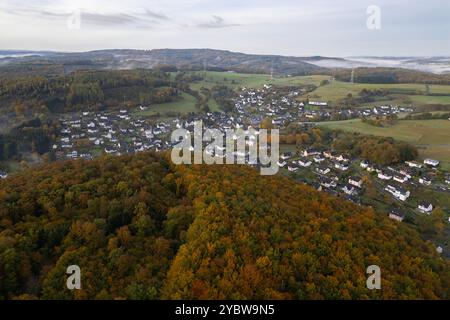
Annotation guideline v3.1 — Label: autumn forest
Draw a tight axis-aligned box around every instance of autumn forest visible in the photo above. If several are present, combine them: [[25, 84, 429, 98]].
[[0, 152, 448, 300]]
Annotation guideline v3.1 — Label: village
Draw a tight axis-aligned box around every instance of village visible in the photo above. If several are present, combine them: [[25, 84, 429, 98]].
[[36, 83, 448, 238], [277, 148, 449, 227], [235, 84, 414, 122], [52, 83, 415, 162], [55, 109, 175, 160]]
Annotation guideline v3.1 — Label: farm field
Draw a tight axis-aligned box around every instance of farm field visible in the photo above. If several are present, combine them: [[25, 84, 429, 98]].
[[318, 119, 450, 169], [409, 95, 450, 105], [134, 92, 198, 116], [304, 80, 450, 105], [180, 71, 329, 90]]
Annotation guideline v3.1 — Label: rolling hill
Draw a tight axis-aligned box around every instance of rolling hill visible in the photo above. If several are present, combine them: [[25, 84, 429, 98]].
[[0, 152, 448, 299], [0, 49, 325, 77]]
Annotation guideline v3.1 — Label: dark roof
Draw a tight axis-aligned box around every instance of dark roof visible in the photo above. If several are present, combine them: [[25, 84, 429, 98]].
[[395, 186, 409, 194], [390, 209, 405, 218], [419, 202, 432, 207], [319, 176, 334, 184]]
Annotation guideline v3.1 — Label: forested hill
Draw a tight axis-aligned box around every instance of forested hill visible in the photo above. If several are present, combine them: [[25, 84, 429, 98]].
[[0, 49, 324, 77], [0, 152, 448, 299]]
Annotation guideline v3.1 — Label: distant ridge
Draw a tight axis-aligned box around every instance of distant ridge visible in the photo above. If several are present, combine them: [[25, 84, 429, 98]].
[[1, 48, 449, 74], [0, 48, 325, 75]]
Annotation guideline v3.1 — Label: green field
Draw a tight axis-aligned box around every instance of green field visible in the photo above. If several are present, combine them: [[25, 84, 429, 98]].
[[318, 119, 450, 169], [306, 80, 450, 105], [409, 95, 450, 105], [181, 71, 328, 90], [134, 92, 198, 116]]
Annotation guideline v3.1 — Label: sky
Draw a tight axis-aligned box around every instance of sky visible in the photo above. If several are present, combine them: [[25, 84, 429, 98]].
[[0, 0, 449, 57]]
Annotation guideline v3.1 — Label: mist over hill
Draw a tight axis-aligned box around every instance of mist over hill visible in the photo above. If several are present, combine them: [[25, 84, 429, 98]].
[[1, 48, 449, 76], [0, 49, 324, 76]]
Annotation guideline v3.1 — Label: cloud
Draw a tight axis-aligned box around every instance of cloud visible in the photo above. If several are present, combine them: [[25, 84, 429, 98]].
[[196, 15, 240, 28], [0, 0, 448, 56], [144, 9, 169, 21], [81, 12, 137, 26], [0, 3, 168, 28]]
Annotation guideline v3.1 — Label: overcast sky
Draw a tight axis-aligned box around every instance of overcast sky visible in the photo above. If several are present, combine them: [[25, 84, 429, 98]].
[[0, 0, 449, 57]]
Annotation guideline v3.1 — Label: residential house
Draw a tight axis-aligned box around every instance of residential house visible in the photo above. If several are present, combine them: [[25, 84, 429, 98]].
[[313, 155, 325, 163], [287, 162, 299, 172], [281, 152, 293, 160], [378, 170, 393, 180], [393, 173, 408, 184], [418, 202, 433, 214], [348, 176, 363, 188], [277, 160, 287, 168], [399, 168, 413, 179], [389, 209, 405, 222], [342, 184, 357, 196], [405, 161, 423, 168], [323, 150, 334, 159], [385, 185, 410, 201], [419, 176, 432, 186], [334, 162, 349, 171], [298, 158, 312, 167], [424, 159, 440, 167], [301, 148, 320, 157], [316, 166, 331, 175], [319, 177, 337, 188], [360, 160, 370, 169]]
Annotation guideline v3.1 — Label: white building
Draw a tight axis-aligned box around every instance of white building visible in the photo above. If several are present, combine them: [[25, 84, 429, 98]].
[[277, 160, 287, 168], [389, 209, 405, 222], [298, 159, 312, 167], [316, 167, 331, 175], [419, 176, 432, 186], [313, 155, 325, 163], [348, 177, 363, 188], [385, 185, 410, 201], [360, 160, 370, 169], [405, 161, 422, 168], [342, 184, 357, 196], [393, 174, 408, 184], [335, 162, 349, 171], [378, 171, 393, 180], [424, 159, 440, 167], [418, 202, 433, 214]]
